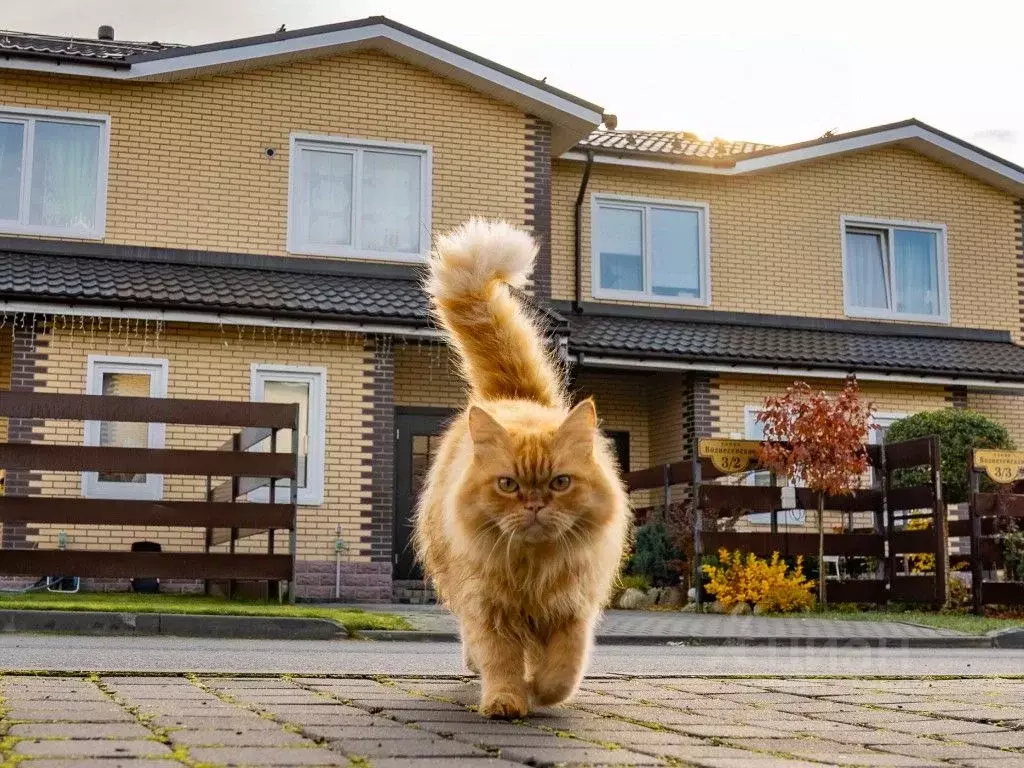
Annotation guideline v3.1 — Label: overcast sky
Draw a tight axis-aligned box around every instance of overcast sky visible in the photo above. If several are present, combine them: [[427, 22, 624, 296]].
[[7, 0, 1024, 165]]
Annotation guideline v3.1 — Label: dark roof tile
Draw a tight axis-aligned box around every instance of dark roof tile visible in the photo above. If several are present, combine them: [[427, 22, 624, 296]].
[[579, 129, 771, 160], [569, 313, 1024, 381]]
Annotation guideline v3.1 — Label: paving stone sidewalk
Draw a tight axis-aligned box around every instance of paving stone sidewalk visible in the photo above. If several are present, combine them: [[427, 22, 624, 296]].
[[346, 604, 977, 644], [3, 673, 1023, 767]]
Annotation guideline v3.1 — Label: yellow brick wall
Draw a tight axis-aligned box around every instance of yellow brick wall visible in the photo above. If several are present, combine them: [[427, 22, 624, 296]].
[[28, 321, 373, 564], [551, 149, 1019, 336], [0, 50, 528, 257], [573, 370, 651, 472], [966, 392, 1024, 449], [393, 343, 465, 409], [648, 372, 686, 465]]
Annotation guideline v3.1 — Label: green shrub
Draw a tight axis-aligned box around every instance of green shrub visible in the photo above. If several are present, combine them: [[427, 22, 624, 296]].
[[617, 574, 652, 592], [884, 409, 1013, 504], [628, 520, 680, 586]]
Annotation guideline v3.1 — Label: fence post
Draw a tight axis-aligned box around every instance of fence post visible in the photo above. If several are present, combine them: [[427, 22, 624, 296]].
[[769, 470, 778, 535], [930, 436, 948, 608], [692, 452, 703, 612], [228, 432, 240, 600], [662, 463, 671, 522], [969, 455, 983, 615], [288, 404, 300, 604], [882, 441, 895, 603], [204, 474, 213, 596], [268, 427, 278, 603]]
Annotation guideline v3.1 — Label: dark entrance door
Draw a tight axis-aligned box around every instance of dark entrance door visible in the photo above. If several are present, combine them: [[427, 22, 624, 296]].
[[393, 409, 454, 580]]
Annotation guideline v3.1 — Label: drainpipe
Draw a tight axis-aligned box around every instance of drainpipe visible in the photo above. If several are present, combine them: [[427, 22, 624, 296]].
[[573, 148, 594, 314]]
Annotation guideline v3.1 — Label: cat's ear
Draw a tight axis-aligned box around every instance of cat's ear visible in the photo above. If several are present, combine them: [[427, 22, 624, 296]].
[[467, 406, 510, 449], [555, 399, 597, 451]]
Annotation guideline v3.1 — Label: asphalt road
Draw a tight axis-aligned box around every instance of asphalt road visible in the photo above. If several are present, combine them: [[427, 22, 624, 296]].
[[3, 635, 1024, 675]]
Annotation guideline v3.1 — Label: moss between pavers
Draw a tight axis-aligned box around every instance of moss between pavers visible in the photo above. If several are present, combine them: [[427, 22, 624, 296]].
[[0, 592, 410, 633]]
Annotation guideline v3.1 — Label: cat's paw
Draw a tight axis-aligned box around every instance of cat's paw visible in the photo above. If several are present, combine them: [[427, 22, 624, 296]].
[[480, 691, 529, 719], [532, 677, 577, 707]]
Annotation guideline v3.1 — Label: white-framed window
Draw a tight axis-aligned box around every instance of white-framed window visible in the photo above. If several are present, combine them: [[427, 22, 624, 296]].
[[591, 194, 710, 305], [250, 364, 326, 506], [287, 133, 431, 262], [0, 106, 109, 239], [743, 406, 805, 527], [841, 216, 949, 323], [870, 412, 905, 446], [82, 356, 168, 500]]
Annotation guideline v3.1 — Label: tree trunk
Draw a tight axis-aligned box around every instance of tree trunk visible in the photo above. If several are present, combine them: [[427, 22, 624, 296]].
[[817, 492, 826, 607]]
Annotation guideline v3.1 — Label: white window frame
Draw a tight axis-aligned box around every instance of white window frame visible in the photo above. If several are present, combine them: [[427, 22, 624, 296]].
[[840, 215, 950, 323], [287, 133, 432, 262], [249, 363, 327, 507], [0, 105, 110, 239], [82, 356, 168, 501], [591, 193, 711, 306]]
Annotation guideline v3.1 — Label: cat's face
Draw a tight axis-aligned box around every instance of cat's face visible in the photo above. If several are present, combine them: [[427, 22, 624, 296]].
[[461, 400, 612, 546]]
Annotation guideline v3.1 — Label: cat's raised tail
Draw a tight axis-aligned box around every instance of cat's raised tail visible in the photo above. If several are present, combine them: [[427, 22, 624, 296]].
[[427, 218, 563, 408]]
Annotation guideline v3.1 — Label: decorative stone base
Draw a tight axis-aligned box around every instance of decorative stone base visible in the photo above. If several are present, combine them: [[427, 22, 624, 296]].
[[392, 579, 436, 604], [294, 560, 391, 602]]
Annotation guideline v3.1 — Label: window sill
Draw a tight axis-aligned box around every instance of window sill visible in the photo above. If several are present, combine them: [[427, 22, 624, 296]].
[[0, 222, 104, 240], [592, 289, 710, 307], [844, 307, 951, 325], [286, 243, 428, 264]]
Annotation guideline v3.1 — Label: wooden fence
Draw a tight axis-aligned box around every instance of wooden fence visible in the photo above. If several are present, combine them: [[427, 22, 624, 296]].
[[624, 436, 947, 607], [0, 391, 299, 601]]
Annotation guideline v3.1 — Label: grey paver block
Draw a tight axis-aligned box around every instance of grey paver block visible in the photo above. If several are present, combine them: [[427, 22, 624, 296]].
[[369, 760, 527, 768], [878, 742, 1013, 759], [6, 722, 152, 738], [958, 729, 1024, 748], [152, 714, 281, 729], [958, 760, 1024, 768], [330, 737, 488, 757], [883, 718, 1005, 735], [188, 746, 348, 765], [299, 722, 422, 740], [169, 727, 311, 746], [498, 745, 663, 765], [22, 762, 174, 768], [5, 708, 135, 723], [14, 739, 172, 758], [682, 760, 839, 768]]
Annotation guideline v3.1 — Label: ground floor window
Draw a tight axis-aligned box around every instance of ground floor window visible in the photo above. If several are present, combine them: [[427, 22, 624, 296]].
[[82, 356, 168, 500], [250, 364, 326, 506]]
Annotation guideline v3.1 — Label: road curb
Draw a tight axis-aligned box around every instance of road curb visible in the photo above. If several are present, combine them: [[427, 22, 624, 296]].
[[359, 629, 995, 649], [988, 627, 1024, 648], [0, 610, 345, 640]]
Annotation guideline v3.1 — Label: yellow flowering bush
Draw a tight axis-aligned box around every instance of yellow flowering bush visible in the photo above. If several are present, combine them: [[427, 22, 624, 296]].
[[702, 549, 815, 613], [905, 516, 934, 574]]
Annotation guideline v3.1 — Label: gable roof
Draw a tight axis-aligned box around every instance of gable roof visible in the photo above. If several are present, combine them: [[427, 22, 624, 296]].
[[570, 119, 1024, 197], [0, 17, 602, 154]]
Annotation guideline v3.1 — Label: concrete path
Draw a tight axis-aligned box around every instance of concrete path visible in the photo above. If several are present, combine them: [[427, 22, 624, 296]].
[[4, 635, 1024, 676], [2, 673, 1023, 767], [340, 604, 988, 646]]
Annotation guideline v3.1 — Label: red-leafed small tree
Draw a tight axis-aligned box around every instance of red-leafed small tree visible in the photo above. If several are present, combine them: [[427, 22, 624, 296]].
[[757, 377, 874, 606]]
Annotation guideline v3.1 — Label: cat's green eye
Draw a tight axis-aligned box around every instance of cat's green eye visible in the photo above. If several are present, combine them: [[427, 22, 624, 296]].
[[550, 474, 572, 492], [496, 476, 519, 494]]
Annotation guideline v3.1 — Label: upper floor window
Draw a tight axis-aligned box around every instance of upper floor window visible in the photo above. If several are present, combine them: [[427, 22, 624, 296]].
[[0, 107, 109, 239], [842, 216, 949, 322], [287, 134, 431, 262], [592, 195, 710, 305]]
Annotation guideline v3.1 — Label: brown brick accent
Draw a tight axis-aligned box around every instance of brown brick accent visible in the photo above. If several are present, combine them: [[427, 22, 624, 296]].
[[525, 116, 553, 300], [294, 560, 391, 602], [948, 386, 968, 409], [2, 319, 46, 550], [682, 373, 717, 461], [367, 336, 396, 569], [1016, 198, 1024, 338]]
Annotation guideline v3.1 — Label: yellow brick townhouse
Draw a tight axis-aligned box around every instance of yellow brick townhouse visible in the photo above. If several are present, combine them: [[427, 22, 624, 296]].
[[2, 17, 1024, 601]]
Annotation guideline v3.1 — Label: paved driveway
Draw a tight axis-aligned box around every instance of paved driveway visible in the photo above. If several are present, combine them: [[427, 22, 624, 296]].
[[2, 674, 1023, 767]]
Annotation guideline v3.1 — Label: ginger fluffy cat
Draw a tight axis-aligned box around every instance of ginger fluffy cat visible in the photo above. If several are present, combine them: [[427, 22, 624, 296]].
[[414, 218, 630, 719]]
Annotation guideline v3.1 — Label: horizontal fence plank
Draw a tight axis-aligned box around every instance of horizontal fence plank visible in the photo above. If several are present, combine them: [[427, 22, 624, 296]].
[[702, 532, 884, 557], [699, 485, 780, 513], [826, 580, 886, 603], [219, 427, 275, 453], [884, 437, 934, 471], [0, 391, 297, 428], [974, 493, 1024, 518], [0, 497, 293, 529], [0, 444, 295, 478], [948, 518, 998, 538], [0, 551, 292, 580], [889, 530, 936, 553], [624, 461, 692, 492], [209, 476, 274, 503], [888, 485, 935, 511], [891, 576, 939, 602], [980, 581, 1024, 606], [793, 488, 882, 512]]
